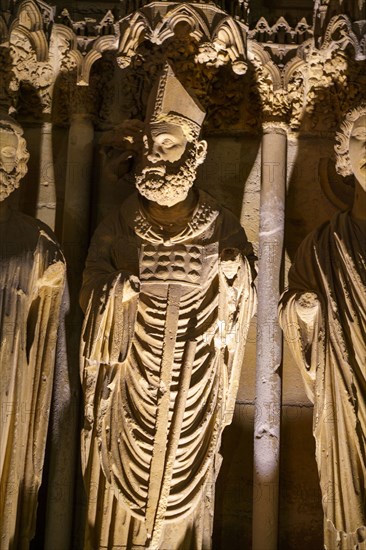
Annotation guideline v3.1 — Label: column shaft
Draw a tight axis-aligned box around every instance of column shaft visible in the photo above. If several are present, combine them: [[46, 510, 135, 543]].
[[252, 127, 286, 550], [44, 113, 94, 550]]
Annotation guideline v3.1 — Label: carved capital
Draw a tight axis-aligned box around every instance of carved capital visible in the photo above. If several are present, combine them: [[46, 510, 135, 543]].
[[262, 122, 289, 135], [1, 1, 364, 133], [116, 3, 248, 75]]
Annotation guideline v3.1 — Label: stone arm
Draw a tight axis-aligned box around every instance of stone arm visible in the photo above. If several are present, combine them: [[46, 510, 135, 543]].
[[218, 211, 257, 279], [80, 215, 140, 315], [278, 237, 324, 403], [0, 221, 66, 545], [99, 119, 144, 181], [80, 215, 140, 471], [217, 219, 257, 426], [80, 214, 141, 366]]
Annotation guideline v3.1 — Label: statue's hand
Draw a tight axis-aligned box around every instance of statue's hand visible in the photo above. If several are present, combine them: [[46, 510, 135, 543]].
[[120, 273, 140, 302], [220, 248, 242, 280], [100, 119, 144, 156], [128, 274, 140, 293], [100, 120, 145, 179], [38, 261, 65, 288], [295, 292, 321, 328]]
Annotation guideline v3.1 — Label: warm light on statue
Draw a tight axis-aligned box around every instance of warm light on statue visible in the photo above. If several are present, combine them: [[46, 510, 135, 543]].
[[79, 63, 256, 550], [0, 115, 66, 549], [279, 104, 366, 550]]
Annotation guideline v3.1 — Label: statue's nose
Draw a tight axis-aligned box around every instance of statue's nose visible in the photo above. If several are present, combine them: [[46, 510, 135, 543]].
[[0, 155, 16, 173], [147, 145, 163, 163]]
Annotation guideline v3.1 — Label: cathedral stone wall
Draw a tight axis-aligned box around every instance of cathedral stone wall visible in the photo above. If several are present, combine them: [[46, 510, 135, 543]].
[[0, 0, 365, 548]]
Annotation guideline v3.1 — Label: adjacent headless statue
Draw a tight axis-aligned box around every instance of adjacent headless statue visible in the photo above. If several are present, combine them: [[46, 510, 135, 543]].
[[0, 116, 66, 549], [80, 64, 256, 549], [279, 105, 366, 549]]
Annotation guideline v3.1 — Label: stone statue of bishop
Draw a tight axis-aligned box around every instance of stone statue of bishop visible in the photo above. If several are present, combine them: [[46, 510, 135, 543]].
[[80, 63, 256, 550]]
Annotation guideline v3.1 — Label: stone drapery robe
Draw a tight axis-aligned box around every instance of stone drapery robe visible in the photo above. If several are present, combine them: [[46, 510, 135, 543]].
[[279, 211, 365, 550], [80, 189, 256, 549], [0, 211, 65, 550]]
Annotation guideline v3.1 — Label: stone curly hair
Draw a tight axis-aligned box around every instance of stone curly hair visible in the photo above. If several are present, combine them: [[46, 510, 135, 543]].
[[335, 103, 366, 177]]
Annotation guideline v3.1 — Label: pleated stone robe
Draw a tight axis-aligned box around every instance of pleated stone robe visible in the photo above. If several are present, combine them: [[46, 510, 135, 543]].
[[80, 190, 256, 549], [279, 211, 366, 550]]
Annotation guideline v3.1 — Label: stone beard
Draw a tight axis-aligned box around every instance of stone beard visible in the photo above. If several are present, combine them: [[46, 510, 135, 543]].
[[135, 140, 199, 206]]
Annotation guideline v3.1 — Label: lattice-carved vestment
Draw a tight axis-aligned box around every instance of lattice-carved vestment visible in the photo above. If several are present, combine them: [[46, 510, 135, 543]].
[[80, 190, 256, 549]]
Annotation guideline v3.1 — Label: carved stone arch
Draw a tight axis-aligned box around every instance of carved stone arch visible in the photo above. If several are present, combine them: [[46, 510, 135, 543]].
[[8, 26, 53, 117], [10, 0, 48, 60], [152, 3, 211, 43], [14, 0, 43, 31], [67, 50, 84, 78], [211, 16, 247, 74], [117, 11, 150, 68], [282, 54, 307, 128], [77, 51, 100, 87], [94, 34, 119, 54], [77, 36, 118, 86], [248, 40, 281, 90], [10, 24, 48, 61], [282, 56, 306, 90], [116, 2, 249, 74], [52, 23, 78, 55], [52, 23, 118, 86], [322, 14, 363, 59]]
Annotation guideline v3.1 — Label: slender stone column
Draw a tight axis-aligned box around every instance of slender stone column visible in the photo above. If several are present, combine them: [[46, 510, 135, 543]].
[[37, 122, 57, 229], [252, 125, 286, 550], [18, 122, 56, 228], [61, 113, 94, 267], [44, 112, 94, 550]]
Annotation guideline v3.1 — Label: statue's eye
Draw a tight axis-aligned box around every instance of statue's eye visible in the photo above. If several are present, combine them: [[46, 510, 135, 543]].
[[161, 138, 175, 147], [351, 128, 366, 140], [0, 146, 16, 157]]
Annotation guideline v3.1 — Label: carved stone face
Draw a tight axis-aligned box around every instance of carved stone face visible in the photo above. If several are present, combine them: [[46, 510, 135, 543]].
[[349, 114, 366, 191], [0, 131, 18, 173], [146, 122, 188, 164], [0, 124, 29, 201], [0, 129, 20, 202], [135, 120, 207, 207]]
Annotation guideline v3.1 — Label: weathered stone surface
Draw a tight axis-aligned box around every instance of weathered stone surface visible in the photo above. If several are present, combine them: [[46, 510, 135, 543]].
[[279, 104, 366, 550], [79, 63, 256, 549], [0, 0, 364, 546], [0, 115, 66, 549]]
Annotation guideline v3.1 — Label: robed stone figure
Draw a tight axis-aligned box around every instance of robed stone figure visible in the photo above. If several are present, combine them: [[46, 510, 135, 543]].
[[279, 105, 366, 550], [0, 115, 66, 549], [80, 64, 256, 549]]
